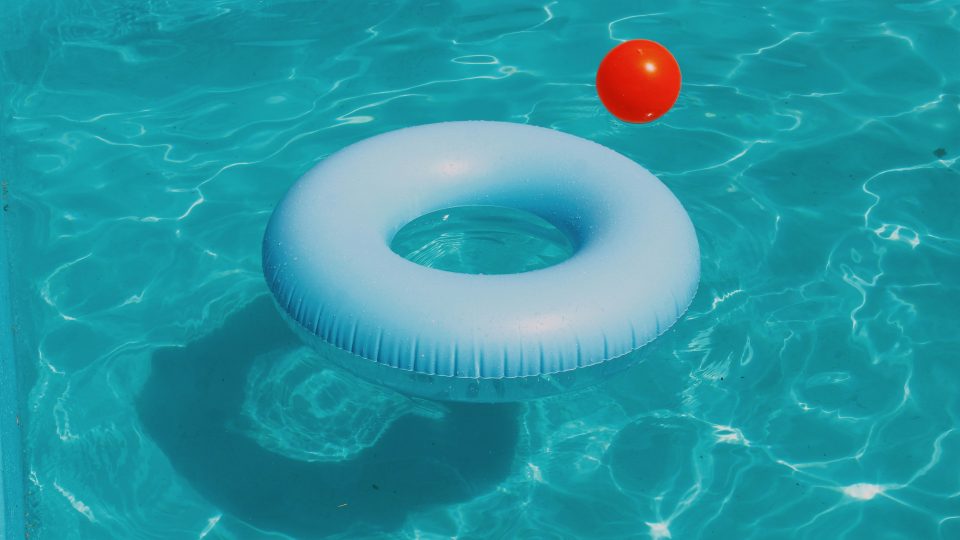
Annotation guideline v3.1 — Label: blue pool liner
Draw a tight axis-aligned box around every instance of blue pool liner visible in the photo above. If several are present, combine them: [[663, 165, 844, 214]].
[[0, 189, 26, 538]]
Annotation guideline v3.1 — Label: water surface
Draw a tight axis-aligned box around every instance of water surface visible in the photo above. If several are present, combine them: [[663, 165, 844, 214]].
[[1, 0, 959, 538]]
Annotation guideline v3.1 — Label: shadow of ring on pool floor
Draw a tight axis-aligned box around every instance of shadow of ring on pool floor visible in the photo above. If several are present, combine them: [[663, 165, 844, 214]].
[[137, 295, 519, 538]]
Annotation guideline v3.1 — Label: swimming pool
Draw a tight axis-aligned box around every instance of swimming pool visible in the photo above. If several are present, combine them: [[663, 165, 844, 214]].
[[2, 0, 958, 538]]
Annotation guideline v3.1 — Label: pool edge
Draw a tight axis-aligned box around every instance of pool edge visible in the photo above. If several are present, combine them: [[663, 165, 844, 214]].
[[0, 183, 26, 538]]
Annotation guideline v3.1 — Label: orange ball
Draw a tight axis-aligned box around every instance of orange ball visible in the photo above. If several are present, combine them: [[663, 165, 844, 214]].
[[596, 39, 682, 123]]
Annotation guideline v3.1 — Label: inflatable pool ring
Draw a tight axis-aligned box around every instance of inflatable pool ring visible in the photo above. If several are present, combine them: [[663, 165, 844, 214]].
[[263, 121, 699, 402]]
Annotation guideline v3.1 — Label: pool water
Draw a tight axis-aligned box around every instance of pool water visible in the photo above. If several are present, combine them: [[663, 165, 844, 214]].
[[2, 0, 959, 538], [390, 205, 578, 274]]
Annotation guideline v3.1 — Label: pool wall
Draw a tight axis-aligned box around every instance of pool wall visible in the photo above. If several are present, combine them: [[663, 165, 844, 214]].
[[0, 157, 26, 537]]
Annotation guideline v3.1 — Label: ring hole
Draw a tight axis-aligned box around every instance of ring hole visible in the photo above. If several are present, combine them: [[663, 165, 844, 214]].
[[390, 206, 576, 275]]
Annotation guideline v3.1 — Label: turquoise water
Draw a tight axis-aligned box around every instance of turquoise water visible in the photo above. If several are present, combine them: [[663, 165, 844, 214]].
[[2, 0, 959, 538], [390, 205, 578, 274]]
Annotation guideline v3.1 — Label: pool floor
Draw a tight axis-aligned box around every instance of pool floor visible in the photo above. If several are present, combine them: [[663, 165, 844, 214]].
[[1, 0, 959, 538]]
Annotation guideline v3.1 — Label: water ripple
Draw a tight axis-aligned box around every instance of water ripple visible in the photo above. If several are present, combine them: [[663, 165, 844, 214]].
[[3, 0, 959, 539]]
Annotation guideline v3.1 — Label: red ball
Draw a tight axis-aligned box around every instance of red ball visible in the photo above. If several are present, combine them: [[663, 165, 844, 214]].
[[596, 39, 682, 123]]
